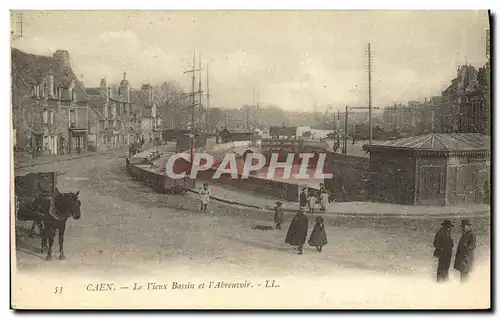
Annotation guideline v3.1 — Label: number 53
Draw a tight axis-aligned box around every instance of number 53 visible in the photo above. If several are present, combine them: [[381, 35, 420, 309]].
[[54, 287, 63, 294]]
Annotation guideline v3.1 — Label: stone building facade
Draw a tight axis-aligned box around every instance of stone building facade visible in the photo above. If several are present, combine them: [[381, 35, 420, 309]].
[[12, 48, 89, 156]]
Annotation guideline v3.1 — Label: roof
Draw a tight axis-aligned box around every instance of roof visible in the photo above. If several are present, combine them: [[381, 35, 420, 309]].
[[363, 133, 490, 154], [269, 126, 297, 135], [222, 128, 253, 134], [11, 48, 88, 102]]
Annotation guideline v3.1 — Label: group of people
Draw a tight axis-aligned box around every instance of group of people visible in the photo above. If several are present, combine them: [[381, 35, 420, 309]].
[[299, 185, 330, 214], [275, 185, 331, 255], [433, 219, 477, 283], [282, 204, 328, 255], [198, 182, 478, 281]]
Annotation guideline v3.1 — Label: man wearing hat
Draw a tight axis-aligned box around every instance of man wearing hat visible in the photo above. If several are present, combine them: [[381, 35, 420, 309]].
[[198, 183, 211, 213], [299, 187, 309, 210], [433, 219, 454, 282], [454, 219, 476, 282]]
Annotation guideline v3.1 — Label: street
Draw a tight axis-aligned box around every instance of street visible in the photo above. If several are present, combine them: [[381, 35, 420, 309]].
[[15, 150, 491, 286]]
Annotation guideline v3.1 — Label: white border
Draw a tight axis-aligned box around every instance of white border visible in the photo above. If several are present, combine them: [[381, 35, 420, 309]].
[[2, 2, 498, 318]]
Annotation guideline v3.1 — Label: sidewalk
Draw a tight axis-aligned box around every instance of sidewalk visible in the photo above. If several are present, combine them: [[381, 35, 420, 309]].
[[14, 146, 129, 169], [189, 183, 490, 218]]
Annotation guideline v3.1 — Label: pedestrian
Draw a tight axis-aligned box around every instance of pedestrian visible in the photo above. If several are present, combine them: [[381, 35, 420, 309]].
[[308, 216, 328, 252], [285, 208, 309, 255], [198, 183, 211, 213], [274, 201, 284, 229], [308, 195, 317, 214], [299, 187, 308, 210], [319, 190, 329, 212], [433, 219, 454, 282], [454, 219, 476, 283]]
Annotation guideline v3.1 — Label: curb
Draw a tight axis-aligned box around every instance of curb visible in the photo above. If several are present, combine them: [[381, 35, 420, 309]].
[[14, 152, 101, 169], [187, 189, 490, 219], [14, 148, 130, 169]]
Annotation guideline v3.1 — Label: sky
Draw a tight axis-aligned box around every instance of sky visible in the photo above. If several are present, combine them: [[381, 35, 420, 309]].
[[11, 10, 489, 112]]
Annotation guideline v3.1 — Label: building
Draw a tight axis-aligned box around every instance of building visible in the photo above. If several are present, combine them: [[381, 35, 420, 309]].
[[383, 101, 437, 136], [130, 84, 162, 143], [86, 76, 132, 151], [363, 133, 490, 206], [12, 48, 89, 156], [441, 64, 490, 134], [220, 128, 254, 143], [269, 126, 298, 139]]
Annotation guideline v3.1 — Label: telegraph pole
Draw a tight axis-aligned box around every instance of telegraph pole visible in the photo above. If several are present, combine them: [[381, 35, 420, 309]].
[[344, 105, 348, 154], [206, 63, 210, 132], [367, 43, 373, 144], [198, 53, 203, 129], [256, 91, 260, 128]]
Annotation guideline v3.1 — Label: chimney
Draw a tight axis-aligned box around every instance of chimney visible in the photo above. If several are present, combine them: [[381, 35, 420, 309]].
[[53, 50, 71, 69], [123, 72, 127, 81], [107, 87, 111, 102], [48, 72, 55, 98], [100, 78, 107, 91]]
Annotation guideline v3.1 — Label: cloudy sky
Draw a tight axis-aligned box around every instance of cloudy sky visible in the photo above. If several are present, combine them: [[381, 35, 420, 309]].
[[11, 10, 489, 111]]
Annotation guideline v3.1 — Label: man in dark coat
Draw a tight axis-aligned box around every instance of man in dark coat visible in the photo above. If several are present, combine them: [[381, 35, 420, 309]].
[[285, 208, 309, 255], [433, 219, 454, 282], [299, 187, 308, 210], [454, 219, 476, 283]]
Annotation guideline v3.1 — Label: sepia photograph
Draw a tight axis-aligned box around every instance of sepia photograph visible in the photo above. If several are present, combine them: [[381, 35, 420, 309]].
[[9, 9, 491, 309]]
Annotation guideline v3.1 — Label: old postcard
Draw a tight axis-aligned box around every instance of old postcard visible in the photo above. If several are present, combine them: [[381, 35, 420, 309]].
[[10, 10, 491, 309]]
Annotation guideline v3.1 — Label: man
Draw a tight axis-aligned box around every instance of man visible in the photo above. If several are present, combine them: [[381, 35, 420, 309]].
[[433, 219, 454, 282], [299, 187, 308, 210], [198, 183, 211, 213], [285, 208, 309, 255], [274, 201, 284, 229], [454, 219, 476, 283]]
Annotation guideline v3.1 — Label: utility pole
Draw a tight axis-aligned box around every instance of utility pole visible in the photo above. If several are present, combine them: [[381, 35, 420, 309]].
[[11, 12, 23, 41], [256, 91, 260, 128], [206, 63, 210, 132], [344, 105, 348, 154], [198, 52, 203, 131], [367, 42, 373, 144], [333, 111, 336, 131]]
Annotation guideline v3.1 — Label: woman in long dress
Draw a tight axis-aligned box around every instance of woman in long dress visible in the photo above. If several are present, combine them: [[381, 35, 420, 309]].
[[319, 190, 329, 212]]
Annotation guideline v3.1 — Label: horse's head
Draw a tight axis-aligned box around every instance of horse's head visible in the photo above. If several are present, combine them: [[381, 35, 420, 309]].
[[57, 190, 81, 220]]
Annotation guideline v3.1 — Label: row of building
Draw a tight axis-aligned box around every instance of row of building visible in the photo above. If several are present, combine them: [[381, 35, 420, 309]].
[[11, 48, 163, 156], [382, 62, 491, 136]]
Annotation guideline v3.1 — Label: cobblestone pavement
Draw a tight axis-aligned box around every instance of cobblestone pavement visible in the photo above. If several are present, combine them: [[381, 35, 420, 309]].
[[14, 151, 491, 289]]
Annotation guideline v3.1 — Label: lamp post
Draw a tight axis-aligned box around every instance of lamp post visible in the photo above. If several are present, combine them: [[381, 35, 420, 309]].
[[343, 105, 380, 155]]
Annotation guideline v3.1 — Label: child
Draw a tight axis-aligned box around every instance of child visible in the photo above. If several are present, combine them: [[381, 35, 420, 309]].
[[308, 195, 317, 214], [319, 191, 329, 212], [274, 201, 284, 229], [308, 216, 328, 252]]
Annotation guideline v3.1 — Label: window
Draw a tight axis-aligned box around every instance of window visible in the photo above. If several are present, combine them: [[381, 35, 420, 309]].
[[49, 110, 54, 125], [104, 106, 109, 118], [42, 108, 48, 124], [69, 109, 76, 127], [33, 84, 41, 98]]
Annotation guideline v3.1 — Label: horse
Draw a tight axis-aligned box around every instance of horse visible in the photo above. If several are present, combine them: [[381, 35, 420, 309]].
[[38, 189, 81, 261]]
